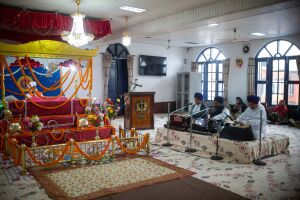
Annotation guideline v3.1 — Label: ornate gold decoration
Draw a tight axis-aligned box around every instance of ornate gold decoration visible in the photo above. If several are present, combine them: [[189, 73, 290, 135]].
[[135, 99, 148, 113], [42, 149, 58, 163]]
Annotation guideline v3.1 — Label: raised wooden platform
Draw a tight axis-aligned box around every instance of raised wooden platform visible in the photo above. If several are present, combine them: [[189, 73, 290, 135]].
[[154, 127, 289, 164]]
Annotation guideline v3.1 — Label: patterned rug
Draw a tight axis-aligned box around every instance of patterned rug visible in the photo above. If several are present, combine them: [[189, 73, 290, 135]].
[[28, 156, 194, 200]]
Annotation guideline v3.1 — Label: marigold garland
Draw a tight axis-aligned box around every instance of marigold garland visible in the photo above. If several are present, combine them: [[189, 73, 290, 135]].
[[14, 100, 25, 110], [73, 139, 111, 161], [25, 143, 70, 167], [115, 134, 149, 155], [42, 69, 71, 92], [19, 58, 82, 100], [1, 87, 23, 96], [46, 130, 66, 141], [79, 99, 88, 107], [24, 56, 87, 92], [2, 55, 93, 106]]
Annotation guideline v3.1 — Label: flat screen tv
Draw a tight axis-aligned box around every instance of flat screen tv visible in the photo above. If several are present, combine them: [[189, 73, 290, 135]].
[[139, 55, 167, 76]]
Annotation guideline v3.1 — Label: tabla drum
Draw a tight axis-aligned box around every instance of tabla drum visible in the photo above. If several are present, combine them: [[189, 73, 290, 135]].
[[220, 124, 255, 141]]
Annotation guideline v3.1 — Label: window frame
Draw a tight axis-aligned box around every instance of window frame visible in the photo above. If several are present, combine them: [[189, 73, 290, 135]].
[[196, 47, 225, 101], [255, 40, 300, 107]]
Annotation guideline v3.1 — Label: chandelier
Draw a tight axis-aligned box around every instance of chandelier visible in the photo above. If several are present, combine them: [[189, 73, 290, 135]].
[[61, 0, 94, 47], [122, 16, 131, 46]]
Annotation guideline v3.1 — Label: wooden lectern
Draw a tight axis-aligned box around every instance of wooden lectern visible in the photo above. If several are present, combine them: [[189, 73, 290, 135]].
[[124, 92, 155, 130]]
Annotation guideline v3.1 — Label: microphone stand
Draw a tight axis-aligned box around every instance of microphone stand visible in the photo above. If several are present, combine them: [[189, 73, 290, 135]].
[[162, 103, 173, 147], [211, 115, 227, 161], [185, 108, 209, 153], [162, 103, 191, 147], [124, 83, 138, 104], [252, 110, 266, 166]]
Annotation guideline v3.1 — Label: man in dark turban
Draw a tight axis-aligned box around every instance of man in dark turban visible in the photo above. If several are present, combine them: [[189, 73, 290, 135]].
[[235, 95, 267, 139], [210, 96, 230, 121], [247, 95, 260, 104], [190, 93, 208, 126]]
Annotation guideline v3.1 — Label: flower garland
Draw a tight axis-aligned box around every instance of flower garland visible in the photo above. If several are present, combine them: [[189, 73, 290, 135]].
[[2, 56, 92, 103], [25, 143, 70, 167], [115, 134, 149, 155], [46, 130, 66, 141], [73, 139, 111, 161], [42, 68, 71, 92], [14, 100, 25, 110], [79, 99, 88, 107]]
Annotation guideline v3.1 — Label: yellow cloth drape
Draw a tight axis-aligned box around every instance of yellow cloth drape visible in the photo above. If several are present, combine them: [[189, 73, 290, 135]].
[[0, 40, 98, 59]]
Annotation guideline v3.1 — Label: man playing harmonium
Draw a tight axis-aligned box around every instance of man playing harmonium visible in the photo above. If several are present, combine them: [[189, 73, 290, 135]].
[[190, 93, 208, 126], [220, 95, 267, 141]]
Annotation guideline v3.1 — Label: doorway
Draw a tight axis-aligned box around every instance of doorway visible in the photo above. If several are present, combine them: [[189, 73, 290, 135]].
[[106, 43, 129, 115]]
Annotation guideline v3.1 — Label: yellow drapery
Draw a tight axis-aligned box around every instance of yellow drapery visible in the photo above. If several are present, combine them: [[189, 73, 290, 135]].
[[0, 40, 98, 59]]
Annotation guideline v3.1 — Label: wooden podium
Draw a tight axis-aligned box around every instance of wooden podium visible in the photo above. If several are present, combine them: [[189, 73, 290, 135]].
[[124, 92, 155, 130]]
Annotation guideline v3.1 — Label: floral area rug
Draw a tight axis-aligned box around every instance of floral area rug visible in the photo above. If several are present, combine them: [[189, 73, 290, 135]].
[[28, 156, 194, 200]]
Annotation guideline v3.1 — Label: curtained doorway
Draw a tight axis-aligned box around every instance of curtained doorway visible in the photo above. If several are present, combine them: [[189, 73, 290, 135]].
[[106, 43, 129, 115]]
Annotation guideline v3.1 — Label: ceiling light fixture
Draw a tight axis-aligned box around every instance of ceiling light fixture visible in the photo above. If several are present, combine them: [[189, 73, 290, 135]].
[[122, 16, 131, 46], [251, 32, 266, 36], [208, 23, 218, 27], [120, 6, 146, 13], [61, 0, 94, 47]]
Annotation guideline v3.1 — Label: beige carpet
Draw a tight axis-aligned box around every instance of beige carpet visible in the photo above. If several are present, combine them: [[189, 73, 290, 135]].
[[28, 155, 194, 200]]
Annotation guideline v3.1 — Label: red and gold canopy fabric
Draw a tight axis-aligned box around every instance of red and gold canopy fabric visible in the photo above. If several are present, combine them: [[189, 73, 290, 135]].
[[0, 5, 111, 43]]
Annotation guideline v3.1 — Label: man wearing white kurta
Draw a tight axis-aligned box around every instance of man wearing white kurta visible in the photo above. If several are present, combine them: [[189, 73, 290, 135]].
[[236, 95, 267, 139]]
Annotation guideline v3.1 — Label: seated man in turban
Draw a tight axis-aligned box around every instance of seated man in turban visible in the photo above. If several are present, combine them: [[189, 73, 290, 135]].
[[207, 96, 230, 133], [210, 96, 230, 121], [190, 93, 208, 126], [26, 81, 43, 98], [235, 95, 267, 139]]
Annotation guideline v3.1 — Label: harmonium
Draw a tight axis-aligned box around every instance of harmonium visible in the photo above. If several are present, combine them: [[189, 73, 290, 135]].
[[167, 113, 190, 131]]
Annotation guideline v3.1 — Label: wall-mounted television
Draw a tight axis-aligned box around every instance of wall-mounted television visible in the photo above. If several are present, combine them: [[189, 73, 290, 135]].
[[139, 55, 167, 76]]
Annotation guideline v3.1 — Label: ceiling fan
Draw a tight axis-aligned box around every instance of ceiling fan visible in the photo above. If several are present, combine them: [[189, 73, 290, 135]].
[[166, 39, 171, 49]]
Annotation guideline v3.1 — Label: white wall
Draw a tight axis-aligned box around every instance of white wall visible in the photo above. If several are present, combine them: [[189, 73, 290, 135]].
[[185, 34, 300, 104], [65, 34, 300, 105], [93, 43, 187, 103]]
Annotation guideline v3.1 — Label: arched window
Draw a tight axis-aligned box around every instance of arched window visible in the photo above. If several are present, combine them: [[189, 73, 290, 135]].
[[256, 40, 300, 106], [196, 47, 226, 100]]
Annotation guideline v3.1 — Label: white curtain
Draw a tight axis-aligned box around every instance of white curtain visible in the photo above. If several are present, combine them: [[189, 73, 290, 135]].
[[247, 58, 256, 96], [102, 52, 112, 99], [191, 62, 198, 72], [127, 55, 134, 89], [222, 59, 230, 101]]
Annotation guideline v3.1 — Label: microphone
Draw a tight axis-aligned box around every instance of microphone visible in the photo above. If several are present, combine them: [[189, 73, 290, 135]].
[[223, 112, 234, 121], [130, 81, 142, 87]]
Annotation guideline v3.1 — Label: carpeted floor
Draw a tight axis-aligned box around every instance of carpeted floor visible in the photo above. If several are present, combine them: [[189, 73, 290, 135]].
[[0, 114, 300, 200], [28, 156, 194, 200]]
